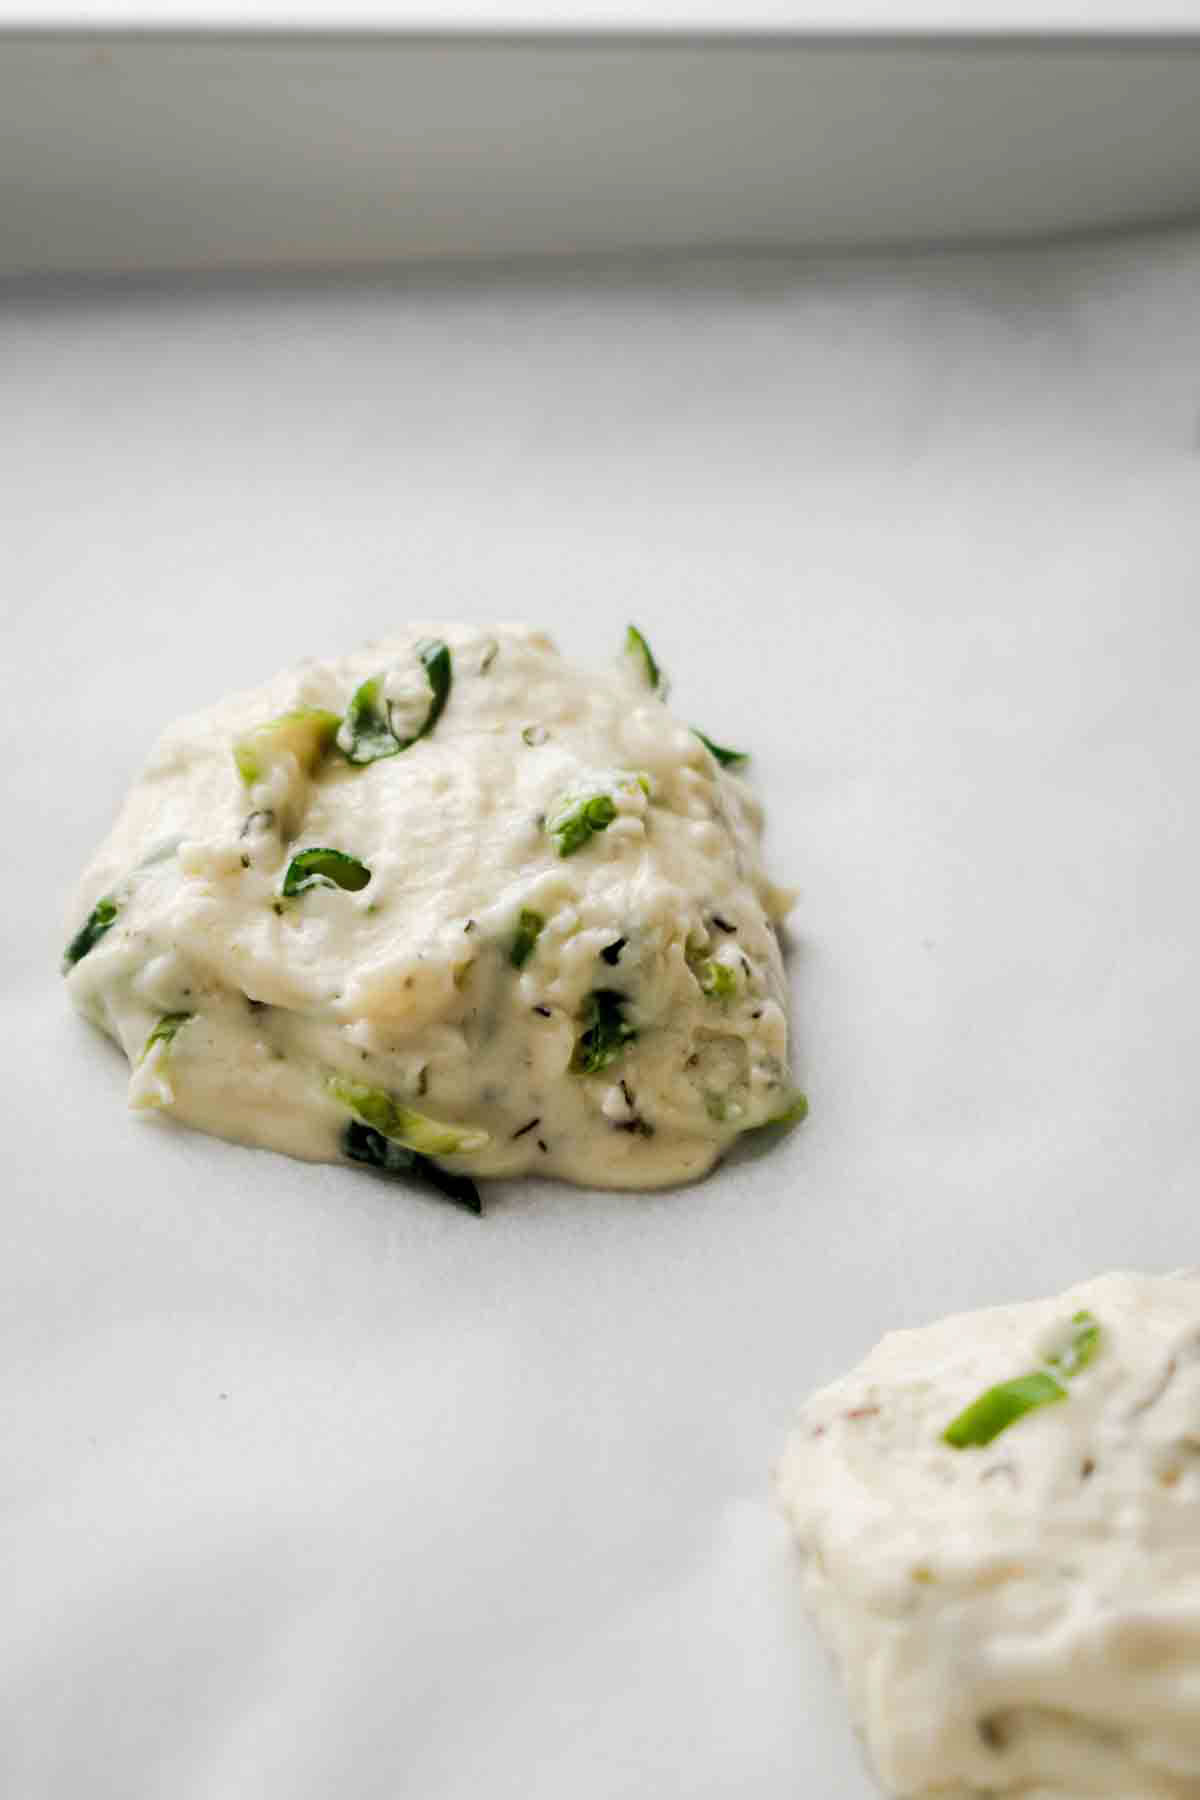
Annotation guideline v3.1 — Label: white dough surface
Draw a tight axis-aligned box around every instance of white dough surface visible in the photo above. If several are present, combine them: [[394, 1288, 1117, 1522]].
[[5, 226, 1200, 1799], [776, 1271, 1200, 1798], [64, 623, 794, 1190]]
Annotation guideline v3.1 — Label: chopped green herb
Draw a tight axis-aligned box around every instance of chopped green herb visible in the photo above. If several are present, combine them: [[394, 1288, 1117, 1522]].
[[338, 639, 453, 765], [343, 1119, 413, 1176], [522, 724, 548, 747], [693, 728, 748, 769], [415, 637, 452, 738], [767, 1092, 809, 1128], [140, 1011, 194, 1061], [942, 1371, 1067, 1450], [281, 847, 372, 897], [337, 676, 396, 765], [698, 959, 737, 1001], [943, 1311, 1104, 1450], [63, 895, 118, 971], [1045, 1310, 1102, 1378], [233, 708, 340, 785], [327, 1074, 488, 1157], [342, 1121, 482, 1215], [510, 909, 545, 969], [625, 624, 663, 692], [547, 791, 618, 858], [739, 1091, 808, 1133], [571, 989, 638, 1075]]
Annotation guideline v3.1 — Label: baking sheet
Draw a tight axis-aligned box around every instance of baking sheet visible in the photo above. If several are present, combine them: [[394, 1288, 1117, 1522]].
[[9, 38, 1200, 278], [8, 2, 1200, 28], [5, 227, 1200, 1798]]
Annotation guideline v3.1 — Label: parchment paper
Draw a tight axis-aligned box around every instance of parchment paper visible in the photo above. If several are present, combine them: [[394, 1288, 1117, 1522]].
[[4, 226, 1200, 1798]]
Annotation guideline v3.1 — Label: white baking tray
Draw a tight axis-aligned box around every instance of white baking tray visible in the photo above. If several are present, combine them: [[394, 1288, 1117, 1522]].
[[5, 23, 1200, 1800], [4, 29, 1200, 276]]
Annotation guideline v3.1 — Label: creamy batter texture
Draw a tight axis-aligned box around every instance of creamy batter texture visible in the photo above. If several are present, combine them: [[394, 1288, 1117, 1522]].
[[63, 624, 799, 1206], [775, 1271, 1200, 1798]]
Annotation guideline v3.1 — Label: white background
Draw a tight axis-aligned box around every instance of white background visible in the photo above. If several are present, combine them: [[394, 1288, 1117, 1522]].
[[5, 225, 1200, 1797]]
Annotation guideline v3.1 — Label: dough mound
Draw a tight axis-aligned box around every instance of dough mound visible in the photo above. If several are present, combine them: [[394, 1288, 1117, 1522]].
[[64, 624, 797, 1198], [775, 1271, 1200, 1799]]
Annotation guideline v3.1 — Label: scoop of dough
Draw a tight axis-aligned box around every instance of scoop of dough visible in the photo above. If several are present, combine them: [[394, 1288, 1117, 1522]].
[[63, 624, 798, 1198], [775, 1271, 1200, 1798]]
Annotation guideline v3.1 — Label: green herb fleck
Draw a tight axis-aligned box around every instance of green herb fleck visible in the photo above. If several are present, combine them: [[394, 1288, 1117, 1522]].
[[327, 1074, 488, 1157], [63, 895, 118, 971], [942, 1311, 1104, 1450], [547, 792, 618, 858], [739, 1091, 808, 1133], [510, 909, 545, 969], [140, 1011, 194, 1061], [281, 847, 372, 897], [698, 958, 737, 1001], [232, 708, 340, 785], [625, 624, 663, 692], [571, 989, 638, 1075], [942, 1371, 1067, 1450], [768, 1092, 809, 1128], [1045, 1310, 1102, 1378], [415, 637, 452, 738], [338, 639, 453, 766], [342, 1121, 482, 1215], [692, 728, 748, 769], [337, 676, 395, 765]]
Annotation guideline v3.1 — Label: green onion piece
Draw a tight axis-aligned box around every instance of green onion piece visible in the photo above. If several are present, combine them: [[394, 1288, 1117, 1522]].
[[692, 728, 749, 769], [281, 847, 372, 897], [1045, 1310, 1102, 1378], [337, 675, 397, 766], [625, 624, 663, 692], [942, 1371, 1067, 1449], [233, 708, 340, 785], [943, 1310, 1104, 1450], [342, 1121, 482, 1215], [328, 1074, 488, 1157], [414, 637, 452, 741], [548, 792, 618, 858], [63, 895, 118, 971], [510, 909, 545, 969], [570, 989, 638, 1075], [698, 959, 737, 1001], [768, 1092, 809, 1128], [741, 1091, 809, 1133], [140, 1011, 194, 1061], [338, 640, 453, 766]]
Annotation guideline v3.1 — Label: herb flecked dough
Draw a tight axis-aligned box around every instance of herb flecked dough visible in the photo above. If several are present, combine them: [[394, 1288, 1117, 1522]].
[[63, 623, 801, 1209]]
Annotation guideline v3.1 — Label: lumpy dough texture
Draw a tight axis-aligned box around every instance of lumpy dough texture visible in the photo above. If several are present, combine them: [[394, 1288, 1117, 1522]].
[[775, 1271, 1200, 1799], [64, 624, 797, 1193]]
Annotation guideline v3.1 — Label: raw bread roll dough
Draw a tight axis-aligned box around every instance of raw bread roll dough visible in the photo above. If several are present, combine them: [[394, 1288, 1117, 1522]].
[[64, 624, 798, 1200], [775, 1271, 1200, 1799]]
